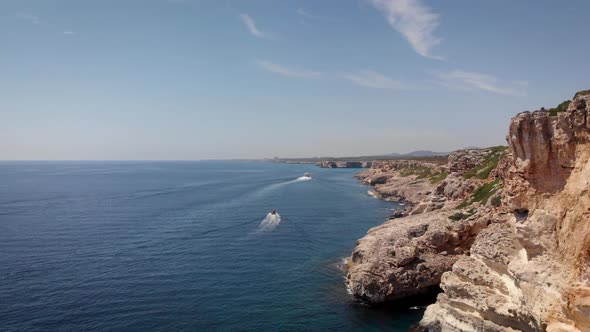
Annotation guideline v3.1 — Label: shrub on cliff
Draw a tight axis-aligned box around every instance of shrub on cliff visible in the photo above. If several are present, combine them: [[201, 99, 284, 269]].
[[463, 147, 507, 180], [574, 89, 590, 99], [448, 212, 468, 221], [548, 100, 571, 116], [491, 195, 501, 207], [457, 179, 502, 208], [398, 165, 432, 178], [398, 165, 447, 184], [429, 171, 448, 184], [471, 179, 501, 205]]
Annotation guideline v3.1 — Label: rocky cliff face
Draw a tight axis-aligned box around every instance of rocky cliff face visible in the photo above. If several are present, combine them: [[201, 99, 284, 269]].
[[355, 160, 446, 207], [347, 150, 497, 303], [420, 91, 590, 331], [347, 90, 590, 332], [319, 161, 372, 168]]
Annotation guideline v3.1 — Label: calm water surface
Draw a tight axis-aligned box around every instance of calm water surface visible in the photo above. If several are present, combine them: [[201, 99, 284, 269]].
[[0, 161, 424, 331]]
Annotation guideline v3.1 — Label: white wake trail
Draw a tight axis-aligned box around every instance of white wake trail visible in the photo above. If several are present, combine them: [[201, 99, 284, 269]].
[[259, 213, 281, 231]]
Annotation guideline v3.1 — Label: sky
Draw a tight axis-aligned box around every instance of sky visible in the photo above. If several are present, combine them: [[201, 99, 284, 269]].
[[2, 0, 590, 160]]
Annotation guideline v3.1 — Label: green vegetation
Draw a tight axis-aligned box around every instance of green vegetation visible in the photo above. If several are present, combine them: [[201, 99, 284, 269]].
[[456, 201, 470, 209], [471, 179, 501, 205], [399, 165, 433, 178], [491, 195, 502, 207], [463, 146, 508, 180], [548, 100, 571, 116], [448, 212, 468, 221], [456, 179, 502, 208], [574, 89, 590, 99], [398, 166, 447, 184], [429, 171, 448, 184]]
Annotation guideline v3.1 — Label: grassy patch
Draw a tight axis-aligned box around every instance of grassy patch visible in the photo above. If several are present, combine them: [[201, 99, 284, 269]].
[[574, 90, 590, 99], [398, 165, 433, 179], [457, 179, 502, 208], [548, 100, 571, 116], [463, 146, 508, 180], [471, 179, 501, 205], [448, 212, 468, 221], [398, 165, 447, 184], [429, 171, 448, 184], [456, 201, 470, 209], [491, 195, 502, 207]]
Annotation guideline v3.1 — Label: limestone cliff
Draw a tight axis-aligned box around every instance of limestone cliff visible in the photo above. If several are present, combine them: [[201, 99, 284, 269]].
[[319, 161, 372, 168], [347, 149, 499, 303], [420, 91, 590, 331], [348, 90, 590, 332]]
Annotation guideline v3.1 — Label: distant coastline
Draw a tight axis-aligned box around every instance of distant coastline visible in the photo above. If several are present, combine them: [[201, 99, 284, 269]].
[[272, 151, 449, 167]]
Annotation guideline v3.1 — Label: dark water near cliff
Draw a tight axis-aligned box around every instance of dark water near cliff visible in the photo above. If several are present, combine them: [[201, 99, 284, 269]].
[[0, 161, 424, 331]]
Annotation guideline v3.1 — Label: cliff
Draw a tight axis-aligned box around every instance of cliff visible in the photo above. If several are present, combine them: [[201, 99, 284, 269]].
[[319, 161, 372, 168], [348, 90, 590, 332], [420, 90, 590, 332], [348, 149, 501, 303]]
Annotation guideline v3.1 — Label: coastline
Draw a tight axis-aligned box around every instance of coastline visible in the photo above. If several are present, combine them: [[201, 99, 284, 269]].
[[337, 89, 590, 331]]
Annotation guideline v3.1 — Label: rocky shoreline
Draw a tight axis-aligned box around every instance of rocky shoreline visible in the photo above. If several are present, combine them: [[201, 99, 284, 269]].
[[319, 161, 372, 168], [346, 90, 590, 331]]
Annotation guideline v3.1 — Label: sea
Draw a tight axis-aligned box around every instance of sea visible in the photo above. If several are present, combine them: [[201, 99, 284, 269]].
[[0, 161, 425, 331]]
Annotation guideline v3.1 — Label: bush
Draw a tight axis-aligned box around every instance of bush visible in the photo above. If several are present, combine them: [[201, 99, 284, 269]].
[[399, 165, 433, 178], [429, 171, 448, 184], [491, 195, 501, 207], [398, 166, 448, 185], [548, 100, 571, 116], [464, 147, 507, 180], [456, 201, 470, 209], [448, 212, 468, 221], [471, 179, 501, 205], [574, 90, 590, 99]]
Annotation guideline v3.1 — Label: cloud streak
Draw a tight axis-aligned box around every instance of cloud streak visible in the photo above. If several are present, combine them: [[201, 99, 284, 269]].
[[239, 14, 270, 39], [256, 62, 411, 90], [342, 70, 409, 90], [296, 8, 333, 20], [436, 70, 528, 96], [370, 0, 442, 59], [257, 60, 322, 78], [16, 13, 43, 25]]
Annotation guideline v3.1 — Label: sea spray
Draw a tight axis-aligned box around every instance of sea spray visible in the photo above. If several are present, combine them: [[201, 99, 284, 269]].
[[259, 212, 281, 231], [249, 175, 312, 200]]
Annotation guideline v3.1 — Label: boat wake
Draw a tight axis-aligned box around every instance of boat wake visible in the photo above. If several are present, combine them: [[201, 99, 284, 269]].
[[296, 175, 312, 181], [259, 213, 281, 231]]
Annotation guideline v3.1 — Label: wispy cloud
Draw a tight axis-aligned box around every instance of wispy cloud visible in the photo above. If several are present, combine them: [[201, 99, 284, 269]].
[[436, 70, 528, 96], [341, 70, 409, 90], [297, 8, 322, 20], [15, 12, 75, 37], [257, 60, 321, 78], [239, 14, 270, 39], [370, 0, 442, 59], [16, 13, 43, 25]]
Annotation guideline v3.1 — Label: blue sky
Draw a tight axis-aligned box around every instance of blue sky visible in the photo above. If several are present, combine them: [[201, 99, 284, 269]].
[[2, 0, 590, 160]]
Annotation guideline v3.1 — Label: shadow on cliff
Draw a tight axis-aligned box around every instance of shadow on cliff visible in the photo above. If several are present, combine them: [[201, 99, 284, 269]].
[[349, 288, 441, 330], [354, 286, 442, 310]]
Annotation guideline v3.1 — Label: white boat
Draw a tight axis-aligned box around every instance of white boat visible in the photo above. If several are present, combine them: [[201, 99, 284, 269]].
[[298, 172, 312, 181]]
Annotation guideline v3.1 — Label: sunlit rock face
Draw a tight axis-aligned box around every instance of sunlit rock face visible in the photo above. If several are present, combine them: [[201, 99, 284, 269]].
[[421, 91, 590, 332], [347, 150, 496, 305]]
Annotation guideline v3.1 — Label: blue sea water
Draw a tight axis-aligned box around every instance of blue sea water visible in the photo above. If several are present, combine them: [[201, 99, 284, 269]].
[[0, 161, 424, 331]]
